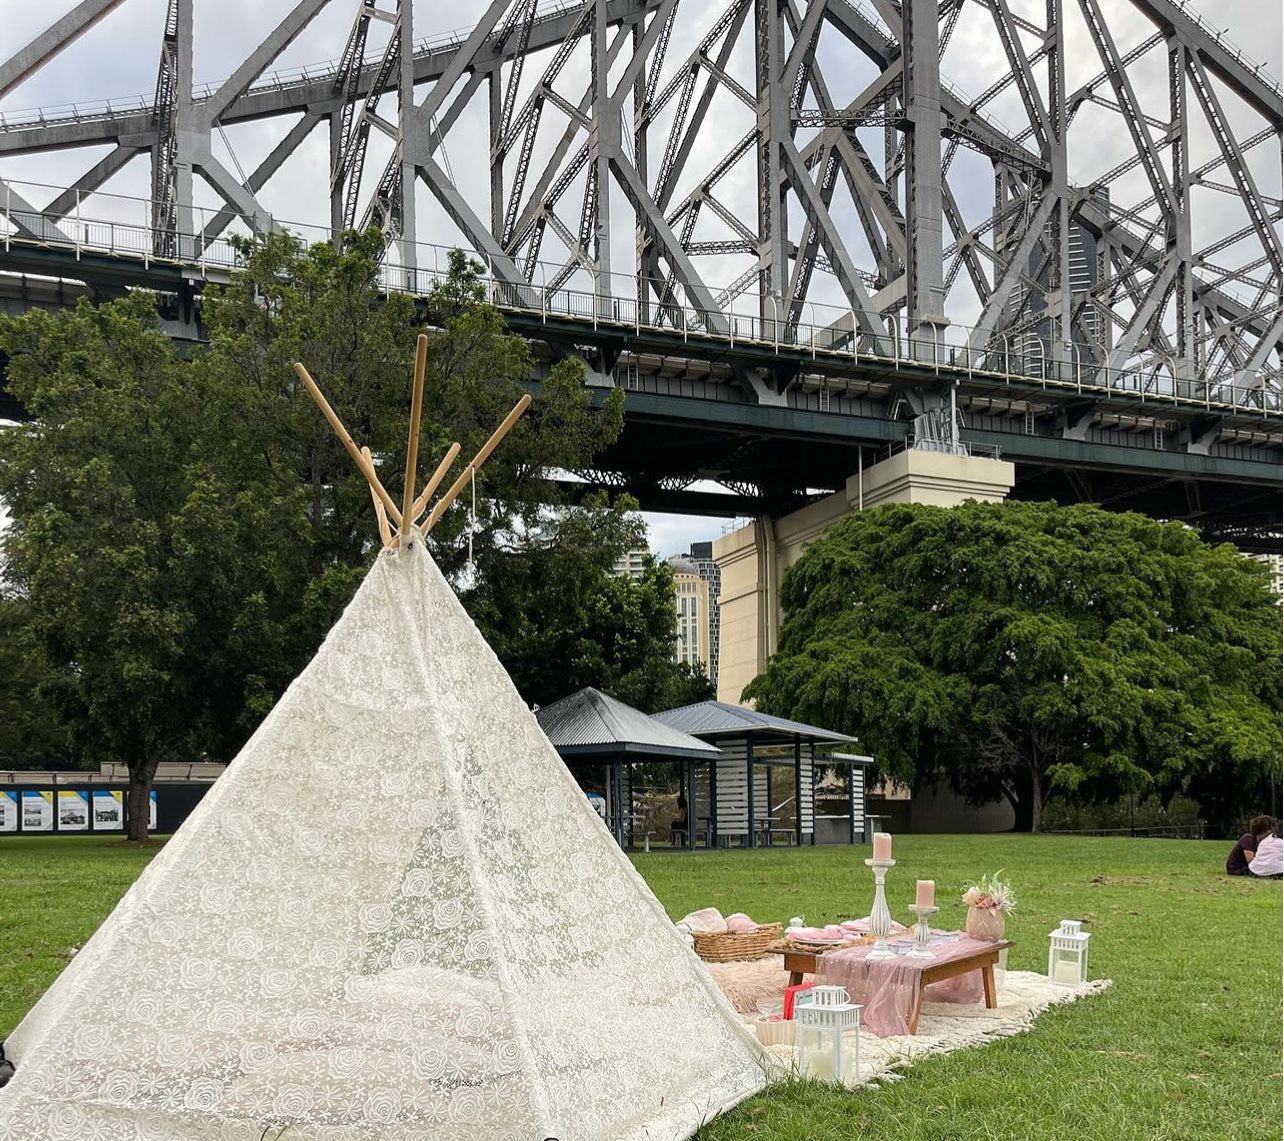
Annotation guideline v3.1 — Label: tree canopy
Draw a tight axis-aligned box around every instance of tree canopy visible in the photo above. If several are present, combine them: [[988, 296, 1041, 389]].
[[468, 500, 714, 712], [0, 291, 297, 835], [744, 500, 1282, 832], [0, 232, 700, 835]]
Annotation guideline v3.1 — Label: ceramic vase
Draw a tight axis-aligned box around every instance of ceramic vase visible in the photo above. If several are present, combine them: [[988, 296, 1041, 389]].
[[965, 906, 1005, 942]]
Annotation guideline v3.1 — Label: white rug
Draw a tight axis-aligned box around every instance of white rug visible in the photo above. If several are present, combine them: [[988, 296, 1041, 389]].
[[736, 970, 1112, 1087]]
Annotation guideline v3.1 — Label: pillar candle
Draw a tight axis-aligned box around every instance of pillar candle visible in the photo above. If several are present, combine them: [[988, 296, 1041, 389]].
[[915, 879, 935, 908], [808, 1046, 835, 1081], [1053, 958, 1080, 984], [872, 832, 892, 860]]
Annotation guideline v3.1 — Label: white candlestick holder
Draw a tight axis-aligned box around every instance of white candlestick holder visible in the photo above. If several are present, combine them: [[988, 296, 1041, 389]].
[[864, 857, 896, 960], [907, 904, 939, 958]]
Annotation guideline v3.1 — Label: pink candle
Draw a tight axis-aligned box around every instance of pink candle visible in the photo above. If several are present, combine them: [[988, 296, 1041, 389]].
[[915, 879, 935, 908], [872, 832, 892, 860]]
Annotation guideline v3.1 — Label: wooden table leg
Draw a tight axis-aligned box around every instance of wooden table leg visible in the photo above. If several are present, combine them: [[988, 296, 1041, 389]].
[[788, 970, 803, 987], [981, 964, 997, 1009], [907, 985, 925, 1035]]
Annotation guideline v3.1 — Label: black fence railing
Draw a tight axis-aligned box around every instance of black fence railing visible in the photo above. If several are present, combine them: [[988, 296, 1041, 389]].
[[1044, 822, 1208, 839]]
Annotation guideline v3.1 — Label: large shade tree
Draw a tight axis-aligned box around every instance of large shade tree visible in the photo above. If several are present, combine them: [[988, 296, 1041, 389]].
[[0, 292, 300, 837], [745, 501, 1282, 832], [0, 234, 702, 833]]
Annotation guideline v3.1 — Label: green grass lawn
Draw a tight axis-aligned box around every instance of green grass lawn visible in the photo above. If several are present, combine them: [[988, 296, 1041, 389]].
[[2, 834, 1279, 1140]]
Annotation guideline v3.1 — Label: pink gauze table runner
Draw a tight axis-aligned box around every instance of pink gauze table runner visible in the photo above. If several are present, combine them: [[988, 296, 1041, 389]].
[[816, 934, 992, 1037]]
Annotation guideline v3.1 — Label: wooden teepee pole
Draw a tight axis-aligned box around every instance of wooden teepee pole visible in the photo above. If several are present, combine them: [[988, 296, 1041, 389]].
[[400, 334, 428, 536], [361, 446, 394, 547], [423, 393, 531, 534], [293, 362, 403, 528], [409, 441, 461, 524]]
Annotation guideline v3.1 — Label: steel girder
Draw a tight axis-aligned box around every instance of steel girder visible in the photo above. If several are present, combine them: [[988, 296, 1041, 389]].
[[0, 0, 1280, 403]]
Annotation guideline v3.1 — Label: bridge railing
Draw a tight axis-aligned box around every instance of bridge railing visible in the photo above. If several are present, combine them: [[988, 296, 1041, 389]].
[[2, 177, 1279, 420]]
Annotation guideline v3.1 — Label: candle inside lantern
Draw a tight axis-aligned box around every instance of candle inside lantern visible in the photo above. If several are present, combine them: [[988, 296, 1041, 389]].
[[808, 1047, 835, 1081], [915, 879, 935, 908], [872, 832, 892, 860], [1053, 959, 1079, 984]]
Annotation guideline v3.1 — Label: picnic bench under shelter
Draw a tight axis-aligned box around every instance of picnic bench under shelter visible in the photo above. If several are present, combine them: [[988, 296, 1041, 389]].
[[535, 687, 719, 848], [652, 701, 865, 849]]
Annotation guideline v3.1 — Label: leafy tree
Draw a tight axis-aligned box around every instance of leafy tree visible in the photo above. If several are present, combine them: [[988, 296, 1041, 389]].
[[0, 233, 697, 828], [468, 497, 715, 712], [0, 596, 68, 768], [745, 500, 1281, 832], [200, 235, 624, 586], [0, 292, 301, 838]]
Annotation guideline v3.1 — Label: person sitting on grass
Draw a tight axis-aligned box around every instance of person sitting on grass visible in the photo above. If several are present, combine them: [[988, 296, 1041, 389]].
[[1225, 815, 1277, 876], [1249, 829, 1283, 880]]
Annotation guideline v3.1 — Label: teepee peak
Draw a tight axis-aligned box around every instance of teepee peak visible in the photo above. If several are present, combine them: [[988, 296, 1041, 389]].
[[293, 332, 531, 548]]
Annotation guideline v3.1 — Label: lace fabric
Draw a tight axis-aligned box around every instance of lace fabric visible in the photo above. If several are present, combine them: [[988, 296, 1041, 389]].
[[0, 541, 769, 1140]]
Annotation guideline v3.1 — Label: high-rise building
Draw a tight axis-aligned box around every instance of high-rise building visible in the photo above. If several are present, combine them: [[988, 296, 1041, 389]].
[[669, 543, 721, 688], [612, 546, 649, 580], [669, 556, 711, 680], [687, 542, 721, 689]]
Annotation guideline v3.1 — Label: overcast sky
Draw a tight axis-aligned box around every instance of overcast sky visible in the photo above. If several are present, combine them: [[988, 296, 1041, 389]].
[[1, 0, 1280, 556]]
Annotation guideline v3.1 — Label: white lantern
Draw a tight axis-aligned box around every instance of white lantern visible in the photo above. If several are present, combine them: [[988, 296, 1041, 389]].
[[795, 985, 862, 1085], [1047, 919, 1091, 986]]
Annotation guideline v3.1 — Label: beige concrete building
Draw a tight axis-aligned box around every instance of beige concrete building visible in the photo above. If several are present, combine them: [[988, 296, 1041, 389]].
[[713, 449, 1015, 704], [669, 556, 712, 678]]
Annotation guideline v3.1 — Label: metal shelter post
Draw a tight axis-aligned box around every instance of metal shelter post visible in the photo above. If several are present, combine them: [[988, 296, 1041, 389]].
[[793, 735, 803, 847], [686, 759, 697, 851]]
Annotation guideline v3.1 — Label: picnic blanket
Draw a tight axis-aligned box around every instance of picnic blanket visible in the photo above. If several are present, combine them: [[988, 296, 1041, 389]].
[[705, 961, 1112, 1088]]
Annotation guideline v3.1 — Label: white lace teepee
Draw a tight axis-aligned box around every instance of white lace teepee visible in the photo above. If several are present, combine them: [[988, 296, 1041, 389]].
[[0, 540, 770, 1141]]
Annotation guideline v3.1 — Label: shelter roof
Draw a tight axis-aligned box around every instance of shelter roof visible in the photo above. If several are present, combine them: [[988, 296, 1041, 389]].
[[652, 701, 853, 745], [536, 688, 720, 760]]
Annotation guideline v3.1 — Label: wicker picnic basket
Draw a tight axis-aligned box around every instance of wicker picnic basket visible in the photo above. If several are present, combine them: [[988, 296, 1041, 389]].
[[692, 922, 783, 962]]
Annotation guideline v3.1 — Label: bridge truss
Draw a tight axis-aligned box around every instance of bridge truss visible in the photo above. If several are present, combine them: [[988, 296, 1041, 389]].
[[0, 0, 1280, 541]]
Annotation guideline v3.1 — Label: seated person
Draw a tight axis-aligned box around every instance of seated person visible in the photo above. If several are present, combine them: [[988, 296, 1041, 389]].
[[1249, 831, 1283, 879], [1226, 815, 1277, 875]]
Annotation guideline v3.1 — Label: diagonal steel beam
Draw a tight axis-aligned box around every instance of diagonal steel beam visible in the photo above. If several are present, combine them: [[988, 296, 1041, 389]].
[[195, 153, 279, 236], [1106, 260, 1178, 371], [609, 151, 727, 334], [0, 0, 126, 100], [781, 138, 891, 350], [417, 155, 531, 296], [206, 0, 331, 125], [1233, 315, 1283, 387], [1076, 0, 1175, 215], [0, 178, 74, 242], [988, 0, 1051, 150], [968, 193, 1057, 351], [1123, 0, 1282, 127], [41, 145, 142, 220], [1185, 54, 1283, 280], [200, 112, 321, 248]]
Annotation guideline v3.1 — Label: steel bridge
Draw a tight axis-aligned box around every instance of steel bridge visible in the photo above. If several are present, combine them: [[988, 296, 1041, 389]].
[[0, 0, 1280, 547]]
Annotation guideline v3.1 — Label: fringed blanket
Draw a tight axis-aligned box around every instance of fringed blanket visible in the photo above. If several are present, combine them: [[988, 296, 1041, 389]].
[[707, 959, 1111, 1087]]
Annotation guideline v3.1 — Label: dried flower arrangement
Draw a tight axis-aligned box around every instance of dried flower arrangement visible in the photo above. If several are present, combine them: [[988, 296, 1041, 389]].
[[962, 870, 1017, 914]]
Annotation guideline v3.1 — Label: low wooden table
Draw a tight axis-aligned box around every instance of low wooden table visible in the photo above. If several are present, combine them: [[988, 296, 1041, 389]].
[[777, 940, 1013, 1035]]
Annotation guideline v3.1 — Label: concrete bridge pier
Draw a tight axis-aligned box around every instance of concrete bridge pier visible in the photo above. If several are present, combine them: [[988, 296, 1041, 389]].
[[713, 450, 1016, 705]]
